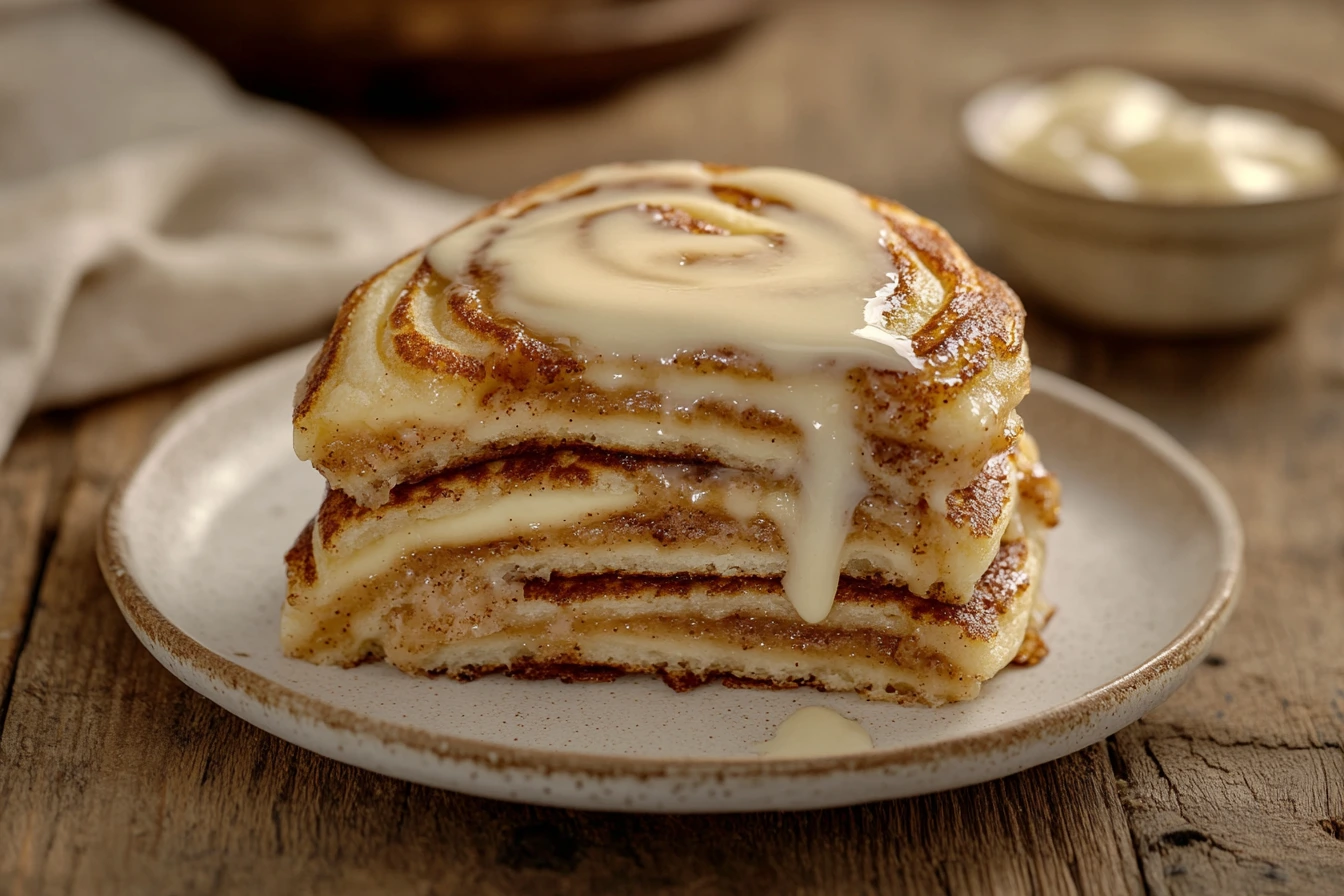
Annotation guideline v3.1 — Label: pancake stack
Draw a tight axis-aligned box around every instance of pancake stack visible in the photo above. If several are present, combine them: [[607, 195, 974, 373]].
[[285, 161, 1060, 705]]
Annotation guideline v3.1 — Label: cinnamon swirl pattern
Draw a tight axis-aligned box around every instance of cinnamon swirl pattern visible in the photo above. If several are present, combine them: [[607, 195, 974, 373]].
[[287, 162, 1058, 705]]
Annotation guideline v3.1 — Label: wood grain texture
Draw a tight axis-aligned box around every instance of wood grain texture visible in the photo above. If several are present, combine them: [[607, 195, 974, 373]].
[[0, 393, 1140, 895], [0, 418, 72, 727], [2, 0, 1343, 892], [0, 390, 184, 894], [1068, 292, 1344, 895]]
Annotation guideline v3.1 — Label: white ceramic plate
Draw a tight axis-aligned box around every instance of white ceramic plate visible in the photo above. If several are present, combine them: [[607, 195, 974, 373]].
[[99, 344, 1241, 812]]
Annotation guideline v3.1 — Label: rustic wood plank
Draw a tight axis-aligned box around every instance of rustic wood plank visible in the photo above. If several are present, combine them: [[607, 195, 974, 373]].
[[0, 371, 1140, 894], [342, 0, 1344, 889], [1069, 288, 1344, 894], [3, 0, 1343, 891], [0, 389, 185, 893], [2, 588, 1141, 896], [0, 417, 74, 727], [0, 385, 1141, 896]]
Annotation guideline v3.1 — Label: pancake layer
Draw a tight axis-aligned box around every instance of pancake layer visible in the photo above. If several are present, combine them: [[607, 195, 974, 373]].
[[284, 506, 1051, 706], [285, 162, 1058, 702], [298, 446, 1021, 605], [293, 163, 1029, 517]]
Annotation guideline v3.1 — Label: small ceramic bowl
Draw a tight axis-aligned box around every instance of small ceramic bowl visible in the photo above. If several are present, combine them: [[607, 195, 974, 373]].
[[961, 66, 1344, 334]]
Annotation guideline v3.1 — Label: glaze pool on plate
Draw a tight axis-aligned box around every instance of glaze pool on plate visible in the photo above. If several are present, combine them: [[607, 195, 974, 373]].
[[98, 343, 1241, 812]]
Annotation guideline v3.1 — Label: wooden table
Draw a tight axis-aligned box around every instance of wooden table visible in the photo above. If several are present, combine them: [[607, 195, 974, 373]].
[[3, 1, 1343, 892]]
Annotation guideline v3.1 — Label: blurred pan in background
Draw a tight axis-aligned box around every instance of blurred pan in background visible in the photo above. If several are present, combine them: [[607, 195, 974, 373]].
[[117, 0, 766, 116]]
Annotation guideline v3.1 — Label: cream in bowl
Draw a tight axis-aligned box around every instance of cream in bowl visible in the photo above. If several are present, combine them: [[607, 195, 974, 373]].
[[981, 67, 1341, 204], [963, 66, 1344, 334]]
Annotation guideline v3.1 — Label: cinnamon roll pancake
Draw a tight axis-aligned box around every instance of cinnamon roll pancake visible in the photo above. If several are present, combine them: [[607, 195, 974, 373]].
[[286, 161, 1059, 704]]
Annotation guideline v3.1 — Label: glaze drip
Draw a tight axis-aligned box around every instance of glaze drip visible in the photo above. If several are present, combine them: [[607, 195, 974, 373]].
[[426, 162, 936, 623]]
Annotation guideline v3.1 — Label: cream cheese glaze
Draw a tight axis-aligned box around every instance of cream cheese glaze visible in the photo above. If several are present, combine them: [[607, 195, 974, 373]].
[[425, 162, 935, 624], [754, 706, 874, 758], [426, 162, 926, 370]]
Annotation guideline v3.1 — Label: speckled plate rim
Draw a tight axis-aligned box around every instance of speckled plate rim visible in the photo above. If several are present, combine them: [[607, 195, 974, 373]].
[[97, 359, 1242, 795]]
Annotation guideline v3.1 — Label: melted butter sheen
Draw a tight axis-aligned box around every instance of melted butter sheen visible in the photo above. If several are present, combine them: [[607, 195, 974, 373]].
[[754, 706, 874, 758], [426, 162, 929, 623]]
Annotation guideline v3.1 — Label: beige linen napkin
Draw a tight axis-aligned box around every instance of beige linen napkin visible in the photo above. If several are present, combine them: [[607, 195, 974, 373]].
[[0, 1, 481, 455]]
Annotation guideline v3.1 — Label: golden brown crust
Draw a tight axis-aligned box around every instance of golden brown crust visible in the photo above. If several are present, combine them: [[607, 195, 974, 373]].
[[446, 659, 940, 700], [292, 249, 419, 422], [1012, 603, 1055, 666], [1018, 458, 1063, 528], [944, 452, 1013, 538], [437, 659, 936, 701], [284, 520, 318, 589]]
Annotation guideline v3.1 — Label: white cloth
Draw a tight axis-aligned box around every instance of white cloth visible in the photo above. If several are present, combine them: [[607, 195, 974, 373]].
[[0, 2, 481, 455]]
